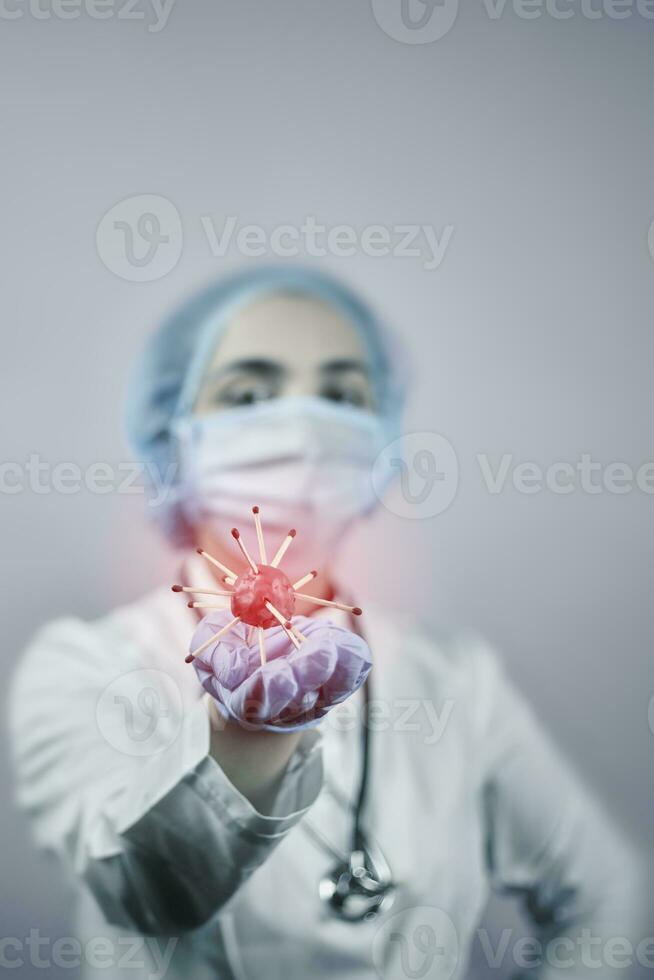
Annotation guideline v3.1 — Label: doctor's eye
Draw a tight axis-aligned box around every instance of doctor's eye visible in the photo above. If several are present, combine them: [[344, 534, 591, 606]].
[[210, 377, 278, 408], [319, 382, 369, 409]]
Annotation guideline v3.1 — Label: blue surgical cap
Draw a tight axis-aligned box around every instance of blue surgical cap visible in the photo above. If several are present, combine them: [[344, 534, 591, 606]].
[[125, 265, 406, 546]]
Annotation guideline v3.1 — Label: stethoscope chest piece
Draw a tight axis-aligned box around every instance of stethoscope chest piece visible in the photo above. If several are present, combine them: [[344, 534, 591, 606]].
[[320, 849, 396, 923]]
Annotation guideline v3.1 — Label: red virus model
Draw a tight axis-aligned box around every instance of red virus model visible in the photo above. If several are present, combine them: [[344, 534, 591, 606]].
[[172, 506, 362, 667]]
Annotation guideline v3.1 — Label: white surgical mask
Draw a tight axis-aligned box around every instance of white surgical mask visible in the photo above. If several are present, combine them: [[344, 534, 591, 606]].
[[172, 397, 389, 578]]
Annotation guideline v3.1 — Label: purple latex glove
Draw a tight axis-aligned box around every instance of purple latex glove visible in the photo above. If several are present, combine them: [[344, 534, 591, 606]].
[[190, 609, 372, 731]]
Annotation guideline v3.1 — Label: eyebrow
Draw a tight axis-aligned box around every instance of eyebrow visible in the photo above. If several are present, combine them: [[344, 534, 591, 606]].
[[206, 358, 284, 382], [320, 358, 370, 376], [206, 356, 370, 382]]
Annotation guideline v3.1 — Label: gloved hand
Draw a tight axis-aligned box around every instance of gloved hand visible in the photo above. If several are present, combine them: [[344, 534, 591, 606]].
[[190, 609, 372, 732]]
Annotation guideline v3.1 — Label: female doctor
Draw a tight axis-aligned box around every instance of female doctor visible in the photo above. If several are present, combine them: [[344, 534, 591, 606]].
[[10, 267, 643, 980]]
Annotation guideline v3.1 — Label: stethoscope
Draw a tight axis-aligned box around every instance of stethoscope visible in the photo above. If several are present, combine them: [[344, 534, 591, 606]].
[[305, 673, 397, 923], [304, 611, 397, 923], [182, 568, 397, 923]]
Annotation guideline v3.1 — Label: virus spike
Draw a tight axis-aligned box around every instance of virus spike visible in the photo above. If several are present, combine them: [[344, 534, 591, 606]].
[[185, 616, 241, 663], [188, 601, 232, 609], [231, 528, 258, 574], [252, 506, 267, 564], [291, 624, 309, 643], [257, 626, 267, 667], [173, 585, 233, 597], [264, 600, 301, 649], [292, 570, 317, 590], [293, 593, 363, 616], [270, 528, 296, 568], [196, 548, 237, 581]]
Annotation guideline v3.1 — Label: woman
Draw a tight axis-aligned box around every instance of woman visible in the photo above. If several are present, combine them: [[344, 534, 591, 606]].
[[10, 268, 643, 979]]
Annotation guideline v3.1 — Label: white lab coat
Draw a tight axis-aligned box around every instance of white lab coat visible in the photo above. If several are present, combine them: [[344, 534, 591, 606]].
[[9, 555, 643, 980]]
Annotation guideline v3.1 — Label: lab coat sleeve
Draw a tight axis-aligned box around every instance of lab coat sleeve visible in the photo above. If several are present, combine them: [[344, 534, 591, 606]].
[[470, 641, 647, 980], [8, 616, 324, 936]]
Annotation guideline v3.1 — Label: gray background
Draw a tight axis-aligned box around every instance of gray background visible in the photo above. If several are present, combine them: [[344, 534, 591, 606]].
[[1, 1, 653, 976]]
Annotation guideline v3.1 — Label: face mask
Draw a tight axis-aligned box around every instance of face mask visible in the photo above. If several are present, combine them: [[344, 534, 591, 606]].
[[172, 397, 390, 577]]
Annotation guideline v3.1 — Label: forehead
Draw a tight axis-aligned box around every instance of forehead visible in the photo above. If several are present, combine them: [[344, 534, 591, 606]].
[[207, 292, 369, 370]]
